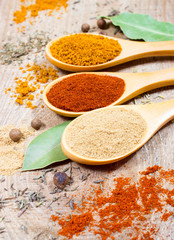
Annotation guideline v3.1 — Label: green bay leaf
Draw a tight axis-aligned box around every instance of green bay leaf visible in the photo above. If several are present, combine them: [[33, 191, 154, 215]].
[[102, 12, 174, 41], [22, 121, 71, 171]]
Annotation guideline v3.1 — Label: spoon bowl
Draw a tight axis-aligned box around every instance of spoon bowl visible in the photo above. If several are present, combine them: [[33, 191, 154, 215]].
[[61, 99, 174, 165], [43, 68, 174, 117], [45, 33, 174, 72]]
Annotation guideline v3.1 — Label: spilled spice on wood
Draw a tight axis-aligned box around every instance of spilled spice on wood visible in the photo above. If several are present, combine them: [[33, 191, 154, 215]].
[[13, 0, 69, 24], [5, 63, 58, 109], [51, 166, 174, 239]]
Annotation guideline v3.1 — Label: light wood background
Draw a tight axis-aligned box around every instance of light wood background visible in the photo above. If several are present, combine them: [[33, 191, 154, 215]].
[[0, 0, 173, 239]]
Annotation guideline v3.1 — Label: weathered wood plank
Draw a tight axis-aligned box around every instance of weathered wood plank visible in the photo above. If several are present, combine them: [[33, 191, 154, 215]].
[[0, 0, 173, 239]]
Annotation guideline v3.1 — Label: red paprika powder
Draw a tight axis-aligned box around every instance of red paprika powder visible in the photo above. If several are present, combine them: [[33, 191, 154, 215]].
[[51, 166, 174, 240], [46, 74, 125, 112]]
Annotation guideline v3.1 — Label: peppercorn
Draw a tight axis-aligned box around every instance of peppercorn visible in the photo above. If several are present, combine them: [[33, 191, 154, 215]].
[[31, 118, 42, 130], [81, 23, 90, 33], [53, 172, 69, 189], [9, 129, 22, 142], [97, 19, 107, 29]]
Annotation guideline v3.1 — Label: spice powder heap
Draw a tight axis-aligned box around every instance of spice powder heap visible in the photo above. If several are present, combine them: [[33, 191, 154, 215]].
[[64, 107, 147, 159], [50, 34, 122, 66], [47, 74, 125, 112], [51, 166, 174, 239], [13, 0, 69, 24], [0, 125, 35, 175]]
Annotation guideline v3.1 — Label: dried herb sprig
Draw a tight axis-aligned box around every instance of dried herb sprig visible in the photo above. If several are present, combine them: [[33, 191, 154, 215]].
[[0, 31, 51, 64]]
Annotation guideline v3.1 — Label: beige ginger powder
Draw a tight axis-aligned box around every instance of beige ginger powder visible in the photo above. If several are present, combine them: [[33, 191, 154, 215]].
[[0, 125, 35, 175], [65, 107, 147, 159]]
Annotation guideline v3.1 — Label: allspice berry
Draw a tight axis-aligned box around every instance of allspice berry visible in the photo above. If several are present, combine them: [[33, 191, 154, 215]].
[[81, 23, 90, 33], [97, 18, 107, 29], [53, 172, 69, 189], [31, 119, 42, 130], [9, 129, 22, 142]]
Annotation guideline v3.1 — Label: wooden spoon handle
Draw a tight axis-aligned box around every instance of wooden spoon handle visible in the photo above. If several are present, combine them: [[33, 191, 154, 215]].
[[133, 99, 174, 136], [112, 68, 174, 104], [119, 39, 174, 58], [126, 67, 174, 89], [142, 41, 174, 56]]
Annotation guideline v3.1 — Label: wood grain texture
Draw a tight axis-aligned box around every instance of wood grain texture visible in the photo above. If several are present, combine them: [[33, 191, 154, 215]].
[[0, 0, 173, 239]]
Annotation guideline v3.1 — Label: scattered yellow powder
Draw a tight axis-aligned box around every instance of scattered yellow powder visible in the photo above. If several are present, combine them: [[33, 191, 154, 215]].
[[0, 125, 35, 175], [14, 5, 27, 24], [5, 87, 11, 94], [27, 63, 59, 83], [13, 0, 69, 24], [28, 94, 34, 100], [7, 63, 59, 109], [17, 25, 26, 33]]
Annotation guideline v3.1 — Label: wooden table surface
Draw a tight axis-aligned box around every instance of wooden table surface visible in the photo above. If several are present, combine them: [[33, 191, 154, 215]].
[[0, 0, 173, 239]]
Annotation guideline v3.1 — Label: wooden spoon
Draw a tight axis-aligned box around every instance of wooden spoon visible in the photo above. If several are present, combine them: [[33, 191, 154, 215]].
[[45, 34, 174, 72], [43, 68, 174, 117], [61, 99, 174, 165]]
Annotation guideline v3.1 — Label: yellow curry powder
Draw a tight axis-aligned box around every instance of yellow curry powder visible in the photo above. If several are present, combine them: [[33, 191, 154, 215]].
[[50, 34, 122, 66], [13, 0, 69, 24], [5, 63, 59, 109]]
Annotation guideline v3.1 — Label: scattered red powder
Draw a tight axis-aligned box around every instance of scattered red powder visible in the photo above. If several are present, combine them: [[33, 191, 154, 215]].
[[51, 166, 174, 239], [141, 165, 161, 175], [51, 212, 93, 239], [161, 211, 173, 221]]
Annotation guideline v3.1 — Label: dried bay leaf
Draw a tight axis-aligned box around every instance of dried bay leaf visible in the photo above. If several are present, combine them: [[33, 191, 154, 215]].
[[101, 12, 174, 41], [22, 121, 71, 171]]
